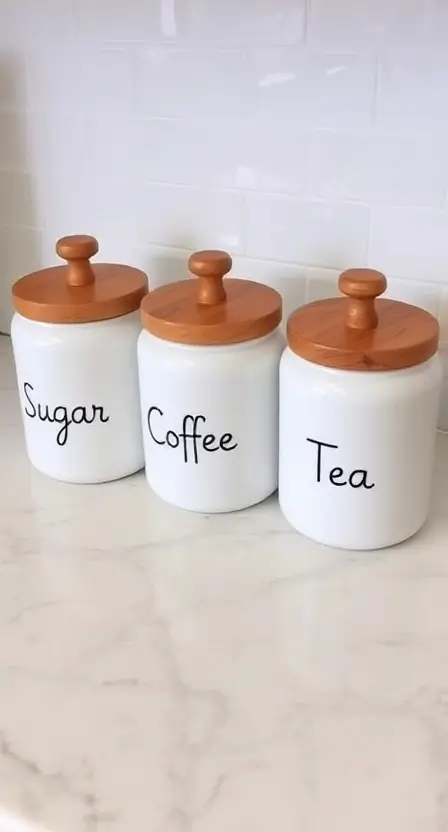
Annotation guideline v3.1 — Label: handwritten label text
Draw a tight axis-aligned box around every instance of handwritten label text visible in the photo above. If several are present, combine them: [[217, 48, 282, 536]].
[[23, 382, 110, 446], [307, 437, 375, 490], [147, 407, 238, 464]]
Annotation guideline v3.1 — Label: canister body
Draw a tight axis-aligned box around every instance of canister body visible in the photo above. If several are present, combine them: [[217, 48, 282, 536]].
[[11, 311, 144, 483], [279, 349, 443, 550], [138, 329, 284, 512]]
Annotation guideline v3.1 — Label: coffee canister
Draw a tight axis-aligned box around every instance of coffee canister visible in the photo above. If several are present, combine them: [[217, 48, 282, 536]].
[[11, 235, 148, 483], [138, 249, 283, 512], [279, 268, 442, 550]]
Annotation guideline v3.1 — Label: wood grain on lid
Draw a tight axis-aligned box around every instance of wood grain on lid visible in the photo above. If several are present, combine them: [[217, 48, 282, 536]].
[[287, 268, 439, 371], [12, 235, 148, 324], [140, 250, 282, 345]]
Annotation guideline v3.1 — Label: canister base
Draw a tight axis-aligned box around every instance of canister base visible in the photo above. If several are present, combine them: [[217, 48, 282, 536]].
[[147, 477, 277, 514], [279, 501, 428, 551], [28, 460, 144, 485]]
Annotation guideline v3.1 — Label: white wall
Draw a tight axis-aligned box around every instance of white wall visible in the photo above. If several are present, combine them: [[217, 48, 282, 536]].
[[2, 0, 448, 423]]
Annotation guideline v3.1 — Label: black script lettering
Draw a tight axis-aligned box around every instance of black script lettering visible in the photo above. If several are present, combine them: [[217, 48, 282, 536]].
[[220, 433, 238, 452], [349, 469, 375, 489], [306, 438, 338, 483], [329, 466, 347, 486], [22, 383, 110, 446], [166, 430, 179, 448], [307, 436, 375, 490], [53, 406, 71, 446], [181, 414, 205, 464], [146, 407, 238, 464], [72, 406, 89, 424], [37, 403, 52, 421], [23, 382, 37, 417], [147, 406, 165, 445], [203, 434, 220, 452], [95, 406, 109, 424]]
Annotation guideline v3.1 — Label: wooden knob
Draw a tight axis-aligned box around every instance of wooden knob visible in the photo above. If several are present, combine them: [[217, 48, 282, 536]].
[[339, 268, 387, 331], [56, 234, 98, 287], [188, 250, 232, 306]]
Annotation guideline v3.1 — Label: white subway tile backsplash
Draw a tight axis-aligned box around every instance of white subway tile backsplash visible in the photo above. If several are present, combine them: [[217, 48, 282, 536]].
[[19, 44, 133, 117], [178, 0, 305, 46], [0, 0, 75, 50], [141, 119, 244, 188], [378, 52, 448, 132], [384, 277, 441, 316], [369, 207, 448, 284], [82, 176, 142, 243], [246, 195, 369, 267], [307, 0, 431, 52], [23, 47, 83, 113], [310, 132, 448, 208], [0, 112, 28, 171], [141, 119, 309, 194], [0, 225, 42, 331], [231, 255, 305, 284], [231, 256, 306, 324], [75, 0, 161, 44], [26, 114, 86, 174], [0, 171, 38, 228], [140, 183, 245, 252], [305, 267, 340, 300], [76, 0, 305, 47], [238, 124, 310, 193], [142, 118, 237, 187], [250, 49, 376, 127], [34, 167, 90, 237], [141, 245, 190, 288], [80, 47, 136, 115], [2, 0, 448, 433], [85, 115, 144, 181], [135, 48, 250, 119]]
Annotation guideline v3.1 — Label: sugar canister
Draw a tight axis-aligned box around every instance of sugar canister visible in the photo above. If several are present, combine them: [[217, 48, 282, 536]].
[[11, 235, 148, 483], [279, 268, 442, 550], [138, 249, 283, 512]]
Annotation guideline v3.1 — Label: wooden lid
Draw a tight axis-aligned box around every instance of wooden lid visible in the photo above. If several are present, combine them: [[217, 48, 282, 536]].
[[12, 235, 148, 323], [140, 249, 282, 345], [287, 268, 439, 371]]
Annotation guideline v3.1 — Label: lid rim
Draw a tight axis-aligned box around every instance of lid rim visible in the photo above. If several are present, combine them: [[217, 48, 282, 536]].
[[286, 293, 439, 372], [287, 339, 439, 371], [12, 285, 147, 324], [140, 276, 282, 346], [11, 259, 148, 324]]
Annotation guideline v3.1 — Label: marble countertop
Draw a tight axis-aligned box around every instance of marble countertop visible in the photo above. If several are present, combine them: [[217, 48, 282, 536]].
[[1, 335, 448, 832]]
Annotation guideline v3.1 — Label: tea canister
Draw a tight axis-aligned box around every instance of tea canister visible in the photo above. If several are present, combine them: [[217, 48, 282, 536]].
[[138, 249, 283, 512], [11, 235, 148, 484], [279, 268, 442, 550]]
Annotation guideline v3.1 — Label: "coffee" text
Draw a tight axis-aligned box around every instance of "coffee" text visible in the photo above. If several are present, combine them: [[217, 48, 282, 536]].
[[147, 407, 238, 464]]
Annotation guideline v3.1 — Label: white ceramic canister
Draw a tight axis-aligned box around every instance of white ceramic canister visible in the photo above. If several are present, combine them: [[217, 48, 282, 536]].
[[11, 235, 148, 483], [279, 268, 442, 550], [138, 249, 284, 512]]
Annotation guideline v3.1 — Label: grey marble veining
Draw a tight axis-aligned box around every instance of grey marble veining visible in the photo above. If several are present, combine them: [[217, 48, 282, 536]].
[[1, 336, 448, 832]]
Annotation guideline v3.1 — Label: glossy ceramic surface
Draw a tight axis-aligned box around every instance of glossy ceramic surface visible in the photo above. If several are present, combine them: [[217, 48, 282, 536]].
[[279, 349, 443, 549], [11, 311, 144, 483], [138, 328, 284, 512]]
